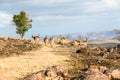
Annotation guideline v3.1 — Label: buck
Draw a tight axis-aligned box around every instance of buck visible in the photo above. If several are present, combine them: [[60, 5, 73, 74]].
[[32, 34, 40, 44]]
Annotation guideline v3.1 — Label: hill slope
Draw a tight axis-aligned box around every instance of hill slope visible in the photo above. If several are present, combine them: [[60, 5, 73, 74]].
[[70, 30, 118, 41]]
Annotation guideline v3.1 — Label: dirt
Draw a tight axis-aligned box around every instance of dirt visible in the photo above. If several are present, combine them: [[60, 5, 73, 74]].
[[0, 45, 70, 80]]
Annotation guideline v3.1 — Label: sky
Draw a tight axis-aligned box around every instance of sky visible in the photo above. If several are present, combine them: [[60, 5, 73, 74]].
[[0, 0, 120, 38]]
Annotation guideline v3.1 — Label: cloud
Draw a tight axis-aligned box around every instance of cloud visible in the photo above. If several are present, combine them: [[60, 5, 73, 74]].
[[48, 0, 74, 4], [33, 14, 101, 21], [20, 0, 75, 7], [0, 12, 12, 28], [83, 0, 120, 13], [34, 15, 69, 21], [33, 15, 81, 21]]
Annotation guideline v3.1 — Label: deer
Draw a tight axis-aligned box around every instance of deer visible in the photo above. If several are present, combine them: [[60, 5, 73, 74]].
[[58, 37, 70, 45], [72, 37, 88, 47], [32, 34, 40, 44], [80, 37, 88, 47], [49, 37, 54, 46], [44, 36, 49, 46]]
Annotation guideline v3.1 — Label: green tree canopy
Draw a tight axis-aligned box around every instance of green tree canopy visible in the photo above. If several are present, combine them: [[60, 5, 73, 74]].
[[13, 11, 32, 38]]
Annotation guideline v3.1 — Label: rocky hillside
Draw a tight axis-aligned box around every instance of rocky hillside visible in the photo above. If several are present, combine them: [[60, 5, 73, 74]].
[[70, 30, 119, 41]]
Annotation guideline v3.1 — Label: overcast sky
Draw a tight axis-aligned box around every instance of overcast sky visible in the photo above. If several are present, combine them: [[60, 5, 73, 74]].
[[0, 0, 120, 38]]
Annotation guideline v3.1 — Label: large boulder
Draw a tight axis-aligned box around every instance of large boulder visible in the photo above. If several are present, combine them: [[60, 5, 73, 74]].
[[111, 69, 120, 79], [83, 71, 110, 80], [88, 65, 107, 73]]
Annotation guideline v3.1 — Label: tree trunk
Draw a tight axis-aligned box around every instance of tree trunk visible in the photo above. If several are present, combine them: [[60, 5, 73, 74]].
[[21, 34, 24, 39]]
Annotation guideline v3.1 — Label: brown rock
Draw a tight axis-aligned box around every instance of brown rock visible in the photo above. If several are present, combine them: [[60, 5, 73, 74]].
[[23, 70, 46, 80], [88, 65, 99, 72], [23, 66, 68, 80], [0, 36, 8, 40], [111, 69, 120, 79], [76, 48, 87, 53], [108, 48, 114, 53], [83, 72, 110, 80], [23, 74, 38, 80], [104, 70, 112, 79], [46, 68, 57, 77], [54, 76, 64, 80], [103, 52, 109, 58], [99, 66, 107, 73]]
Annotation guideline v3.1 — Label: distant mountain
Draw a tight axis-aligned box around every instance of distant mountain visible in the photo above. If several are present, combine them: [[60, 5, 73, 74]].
[[70, 30, 119, 41]]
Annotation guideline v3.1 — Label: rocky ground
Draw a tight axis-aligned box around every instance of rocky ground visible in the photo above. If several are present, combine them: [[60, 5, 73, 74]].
[[0, 36, 120, 80], [69, 46, 120, 80]]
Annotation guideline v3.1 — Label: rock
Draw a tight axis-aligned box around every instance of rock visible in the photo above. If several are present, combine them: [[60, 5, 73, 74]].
[[54, 76, 64, 80], [108, 48, 114, 53], [88, 65, 99, 72], [76, 48, 87, 53], [23, 70, 46, 80], [88, 65, 108, 73], [45, 68, 57, 77], [83, 72, 110, 80], [104, 70, 112, 79], [23, 74, 38, 80], [0, 36, 8, 40], [101, 48, 107, 52], [103, 52, 109, 58], [23, 66, 68, 80], [0, 41, 7, 50], [53, 65, 68, 77], [111, 69, 120, 79], [99, 66, 107, 73], [104, 69, 120, 79]]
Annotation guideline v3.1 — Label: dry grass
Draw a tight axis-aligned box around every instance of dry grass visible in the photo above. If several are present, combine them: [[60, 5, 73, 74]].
[[0, 45, 70, 80]]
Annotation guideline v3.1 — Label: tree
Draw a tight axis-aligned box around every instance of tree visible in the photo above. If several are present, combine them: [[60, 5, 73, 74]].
[[13, 11, 32, 38]]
